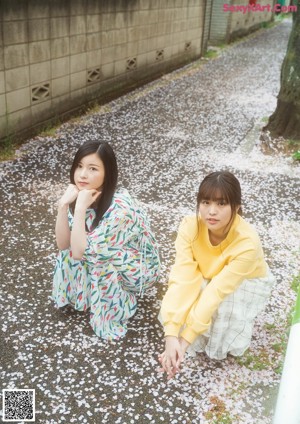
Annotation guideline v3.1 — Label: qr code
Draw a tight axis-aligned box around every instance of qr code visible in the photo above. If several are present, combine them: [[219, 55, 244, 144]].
[[2, 389, 35, 422]]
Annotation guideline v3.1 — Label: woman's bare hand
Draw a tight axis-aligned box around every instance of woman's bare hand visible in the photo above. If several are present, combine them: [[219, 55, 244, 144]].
[[158, 336, 184, 379], [75, 189, 101, 210], [59, 184, 79, 207]]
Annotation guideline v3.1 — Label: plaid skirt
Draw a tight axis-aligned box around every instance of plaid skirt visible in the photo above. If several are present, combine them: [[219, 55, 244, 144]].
[[187, 270, 276, 360]]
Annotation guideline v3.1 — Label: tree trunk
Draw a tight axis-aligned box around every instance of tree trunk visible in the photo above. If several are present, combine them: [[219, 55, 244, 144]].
[[263, 2, 300, 140]]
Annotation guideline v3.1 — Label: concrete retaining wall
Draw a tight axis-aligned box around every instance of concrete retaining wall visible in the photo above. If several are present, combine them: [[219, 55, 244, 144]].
[[0, 0, 206, 141], [209, 0, 275, 45]]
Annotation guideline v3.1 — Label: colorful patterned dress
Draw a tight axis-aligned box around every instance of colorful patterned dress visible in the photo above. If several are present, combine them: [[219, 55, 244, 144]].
[[52, 188, 160, 340]]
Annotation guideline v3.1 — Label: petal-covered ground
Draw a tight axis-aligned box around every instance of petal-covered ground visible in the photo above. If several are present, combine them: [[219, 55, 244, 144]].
[[1, 18, 300, 424]]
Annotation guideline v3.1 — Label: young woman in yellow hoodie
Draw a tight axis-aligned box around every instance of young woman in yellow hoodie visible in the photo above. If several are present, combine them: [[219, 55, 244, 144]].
[[159, 171, 275, 379]]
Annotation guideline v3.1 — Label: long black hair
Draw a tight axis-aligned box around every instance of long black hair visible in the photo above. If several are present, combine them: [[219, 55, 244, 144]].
[[70, 141, 118, 230], [196, 171, 242, 234]]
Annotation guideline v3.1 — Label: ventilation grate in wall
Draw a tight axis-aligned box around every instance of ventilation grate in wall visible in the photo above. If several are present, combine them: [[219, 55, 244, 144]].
[[126, 58, 137, 71], [32, 83, 50, 103], [87, 68, 102, 84], [184, 41, 192, 52], [156, 49, 164, 61]]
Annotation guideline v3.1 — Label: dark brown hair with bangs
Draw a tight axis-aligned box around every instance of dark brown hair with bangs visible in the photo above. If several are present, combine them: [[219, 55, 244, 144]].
[[196, 171, 242, 231]]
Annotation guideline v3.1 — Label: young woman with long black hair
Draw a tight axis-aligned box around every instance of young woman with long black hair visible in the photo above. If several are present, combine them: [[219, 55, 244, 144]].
[[52, 141, 160, 340]]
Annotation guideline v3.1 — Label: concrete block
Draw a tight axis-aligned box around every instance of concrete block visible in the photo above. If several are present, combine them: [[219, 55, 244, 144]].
[[101, 13, 115, 31], [127, 42, 138, 57], [115, 12, 127, 28], [31, 99, 53, 123], [4, 44, 29, 69], [139, 0, 151, 10], [138, 39, 149, 54], [70, 15, 87, 35], [138, 25, 150, 40], [148, 10, 159, 24], [51, 93, 71, 114], [172, 43, 180, 56], [51, 57, 70, 78], [5, 66, 30, 92], [30, 61, 51, 85], [28, 1, 50, 18], [28, 19, 50, 42], [148, 37, 158, 51], [70, 70, 86, 91], [0, 116, 8, 138], [70, 52, 87, 73], [86, 50, 101, 68], [164, 45, 172, 60], [70, 87, 87, 107], [86, 81, 102, 99], [50, 0, 70, 17], [115, 44, 127, 61], [114, 59, 126, 76], [101, 31, 115, 48], [158, 9, 166, 23], [0, 94, 6, 116], [157, 35, 167, 49], [138, 52, 148, 67], [102, 46, 116, 65], [70, 35, 87, 54], [2, 1, 27, 21], [128, 27, 139, 43], [29, 41, 51, 64], [50, 17, 70, 38], [52, 75, 70, 97], [87, 0, 102, 14], [3, 21, 28, 45], [0, 72, 5, 94], [6, 87, 30, 113], [0, 48, 4, 71], [149, 23, 158, 37], [101, 62, 114, 79], [146, 51, 155, 64], [70, 0, 87, 15], [87, 15, 101, 33], [7, 108, 32, 133], [86, 33, 102, 51], [51, 38, 70, 58], [139, 11, 150, 26], [115, 29, 127, 45]]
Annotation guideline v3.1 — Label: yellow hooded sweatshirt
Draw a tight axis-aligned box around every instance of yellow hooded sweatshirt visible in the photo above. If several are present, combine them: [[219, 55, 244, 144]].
[[160, 214, 268, 344]]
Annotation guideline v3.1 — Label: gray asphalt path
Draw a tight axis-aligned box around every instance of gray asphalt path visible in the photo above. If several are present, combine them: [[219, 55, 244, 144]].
[[1, 18, 300, 424]]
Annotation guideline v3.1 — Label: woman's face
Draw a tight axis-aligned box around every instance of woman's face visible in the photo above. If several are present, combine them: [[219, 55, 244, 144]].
[[199, 198, 233, 237], [74, 153, 105, 191]]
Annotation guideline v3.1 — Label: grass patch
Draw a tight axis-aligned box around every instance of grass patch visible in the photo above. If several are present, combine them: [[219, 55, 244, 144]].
[[235, 348, 271, 370], [261, 116, 269, 123], [204, 50, 219, 59], [0, 135, 24, 162], [204, 396, 236, 424]]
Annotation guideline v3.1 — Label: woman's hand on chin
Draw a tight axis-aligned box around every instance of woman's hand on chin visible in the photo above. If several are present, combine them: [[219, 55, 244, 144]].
[[59, 184, 79, 207], [75, 189, 101, 210]]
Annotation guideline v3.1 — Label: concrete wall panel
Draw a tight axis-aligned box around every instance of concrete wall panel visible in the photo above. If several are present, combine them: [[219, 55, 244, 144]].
[[1, 0, 209, 141], [29, 41, 51, 64], [3, 21, 28, 45], [7, 87, 31, 113], [5, 66, 30, 92], [28, 19, 51, 42], [30, 61, 51, 85], [4, 44, 29, 69]]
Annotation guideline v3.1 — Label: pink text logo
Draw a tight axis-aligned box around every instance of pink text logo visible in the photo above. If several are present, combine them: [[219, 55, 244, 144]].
[[223, 3, 298, 13]]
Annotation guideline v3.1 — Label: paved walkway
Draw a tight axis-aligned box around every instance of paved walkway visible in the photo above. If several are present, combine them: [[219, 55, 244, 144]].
[[1, 18, 300, 424]]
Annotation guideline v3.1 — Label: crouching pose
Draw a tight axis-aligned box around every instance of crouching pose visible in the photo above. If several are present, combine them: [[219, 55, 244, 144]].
[[52, 141, 160, 340], [159, 171, 275, 378]]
